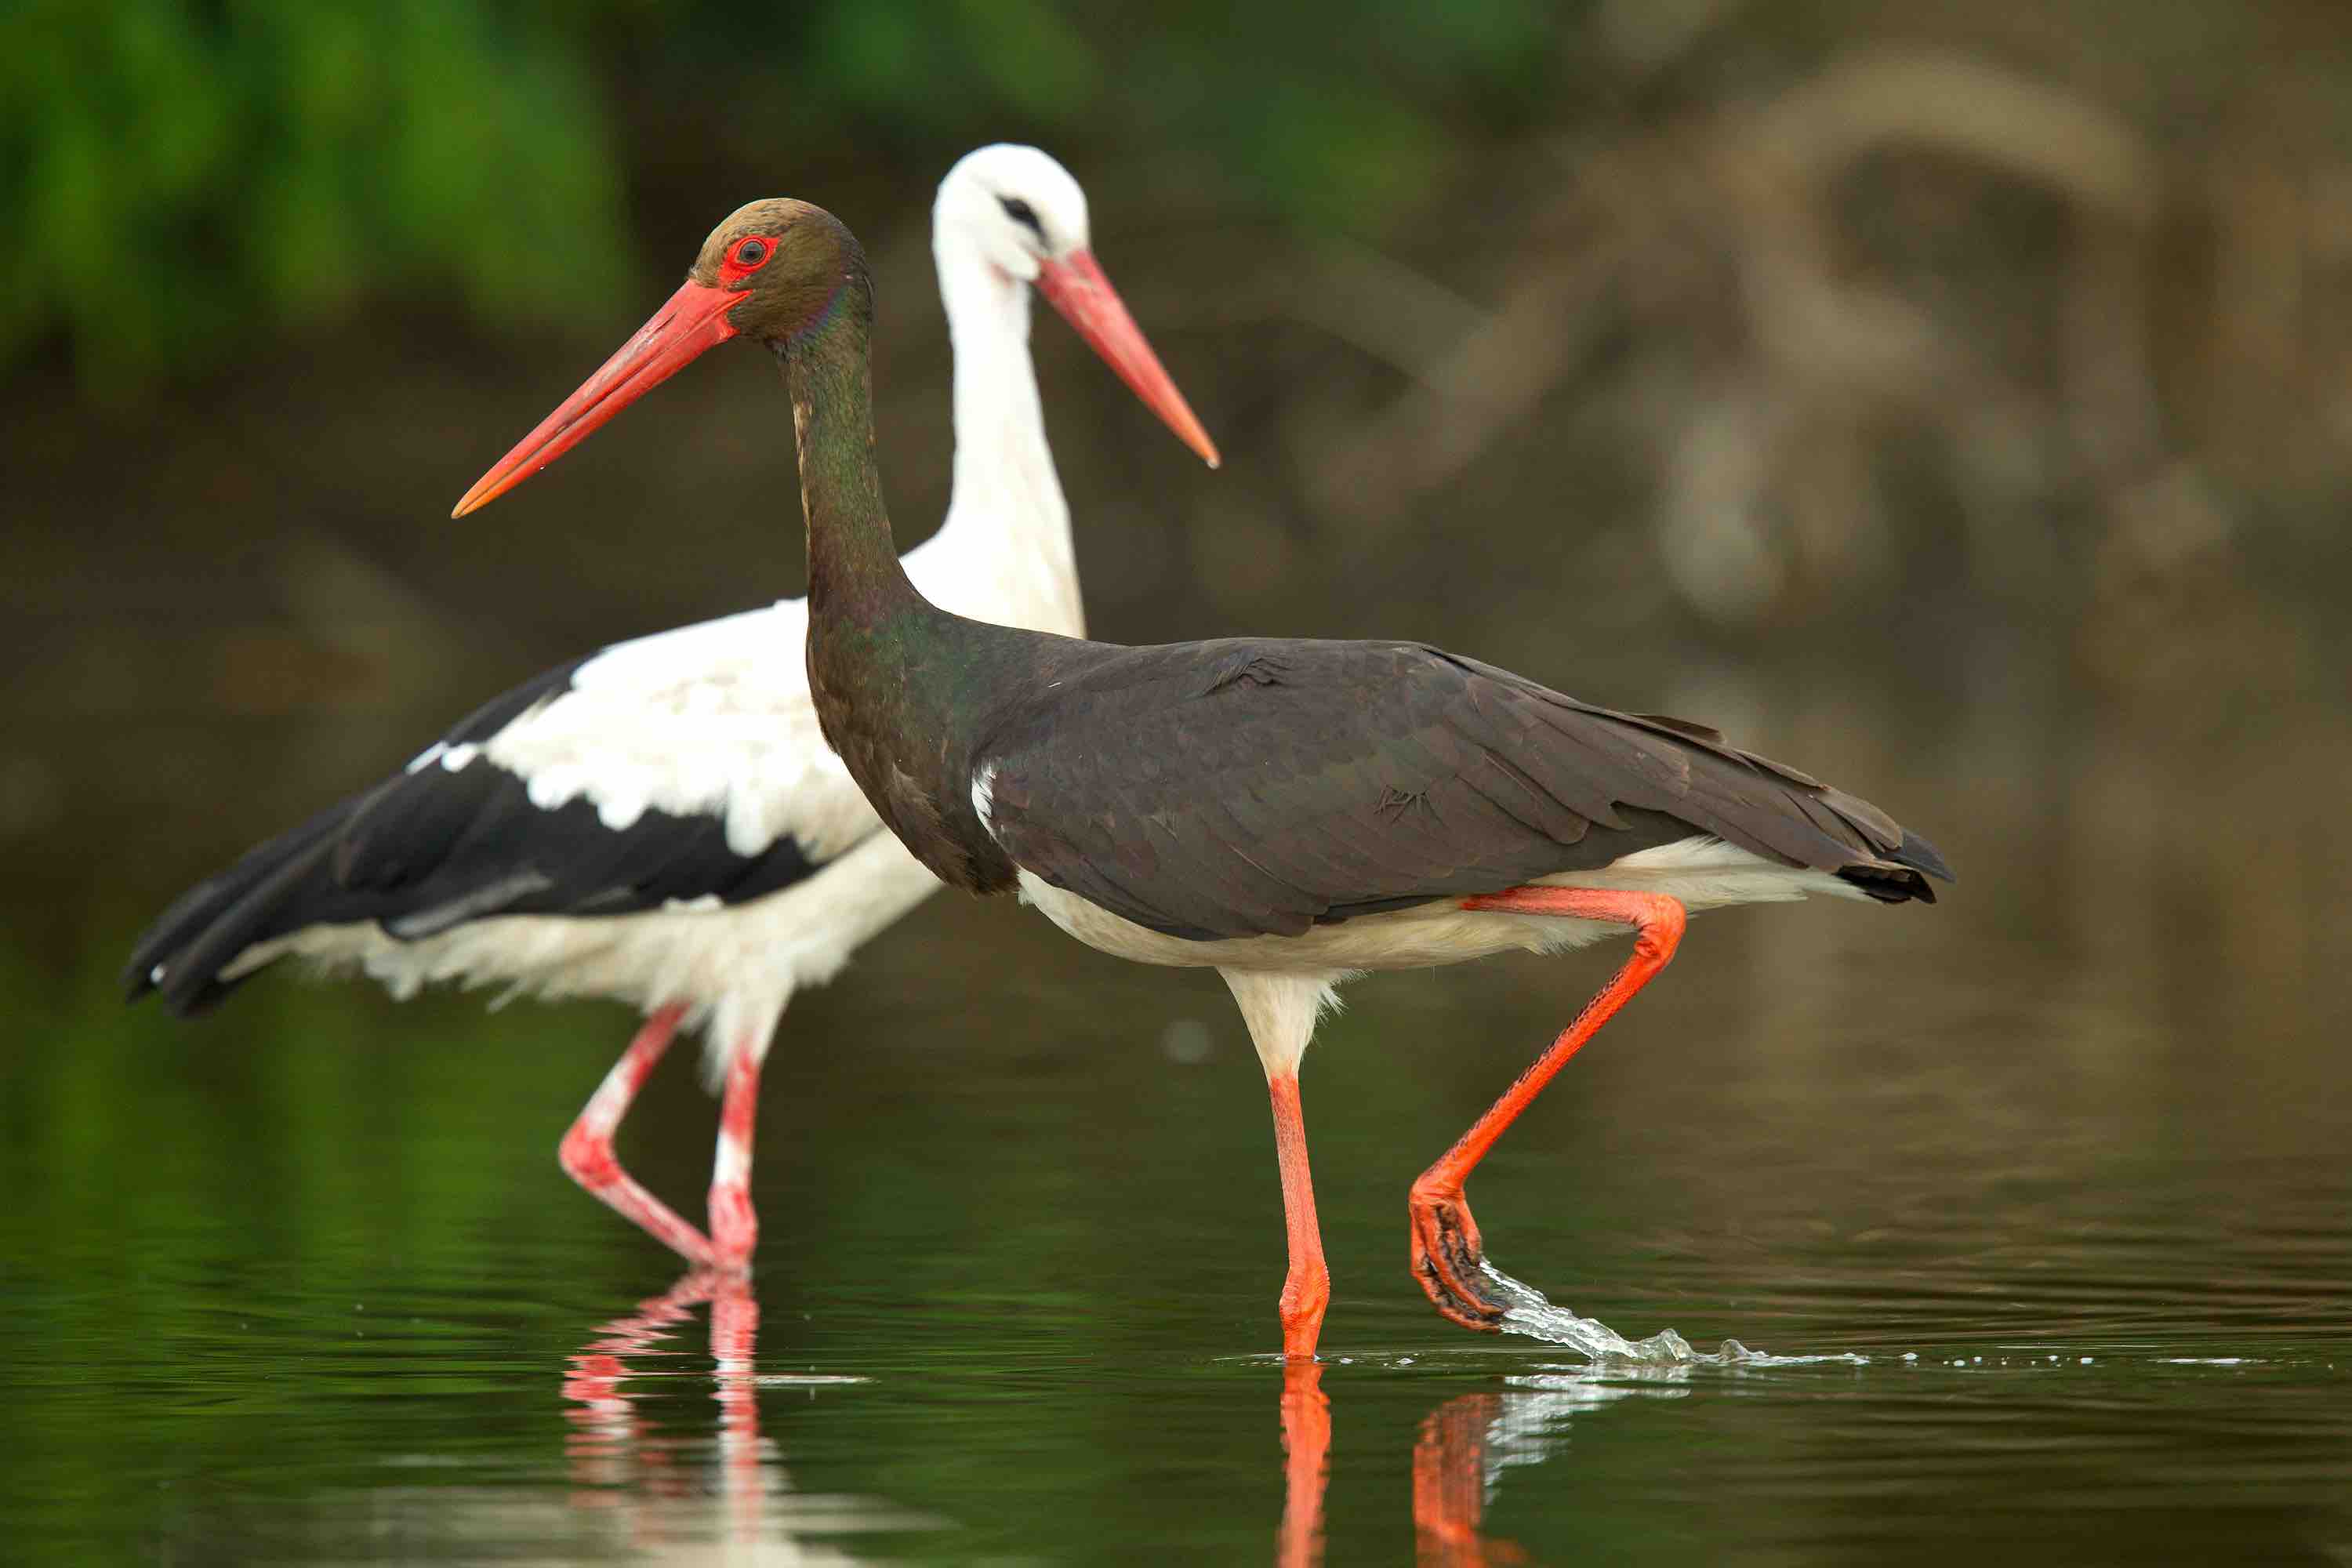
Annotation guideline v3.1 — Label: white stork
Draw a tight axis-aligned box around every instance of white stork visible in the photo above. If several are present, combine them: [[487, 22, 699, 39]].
[[125, 145, 1218, 1272]]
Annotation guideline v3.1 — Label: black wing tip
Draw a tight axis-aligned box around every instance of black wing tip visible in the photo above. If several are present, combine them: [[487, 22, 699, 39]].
[[1893, 829, 1955, 884], [122, 944, 244, 1016], [116, 656, 601, 1021], [1836, 826, 1955, 906], [1838, 862, 1935, 905], [122, 914, 197, 1006]]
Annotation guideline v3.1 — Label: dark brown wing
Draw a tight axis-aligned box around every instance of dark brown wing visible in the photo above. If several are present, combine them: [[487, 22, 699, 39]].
[[978, 638, 1948, 942]]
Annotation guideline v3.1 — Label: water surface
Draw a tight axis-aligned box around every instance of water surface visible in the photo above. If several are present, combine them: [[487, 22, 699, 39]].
[[5, 683, 2348, 1563]]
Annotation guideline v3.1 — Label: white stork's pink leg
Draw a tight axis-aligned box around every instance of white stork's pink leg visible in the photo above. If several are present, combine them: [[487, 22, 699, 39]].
[[559, 1004, 719, 1267], [707, 1046, 763, 1270], [1410, 887, 1686, 1330]]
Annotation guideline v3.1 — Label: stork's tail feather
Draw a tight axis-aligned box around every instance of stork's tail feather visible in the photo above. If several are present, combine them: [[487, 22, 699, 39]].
[[122, 793, 369, 1016]]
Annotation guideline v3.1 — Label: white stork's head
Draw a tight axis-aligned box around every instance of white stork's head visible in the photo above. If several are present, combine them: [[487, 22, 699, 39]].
[[933, 143, 1092, 284], [931, 143, 1216, 467]]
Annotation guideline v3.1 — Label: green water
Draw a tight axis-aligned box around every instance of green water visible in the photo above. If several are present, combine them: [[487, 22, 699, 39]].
[[5, 682, 2350, 1563]]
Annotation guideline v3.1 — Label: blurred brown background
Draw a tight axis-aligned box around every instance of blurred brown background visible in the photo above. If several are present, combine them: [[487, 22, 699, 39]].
[[7, 0, 2350, 975]]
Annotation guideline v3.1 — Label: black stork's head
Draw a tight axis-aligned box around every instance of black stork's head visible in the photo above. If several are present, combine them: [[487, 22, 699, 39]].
[[452, 163, 1218, 518], [452, 198, 873, 517]]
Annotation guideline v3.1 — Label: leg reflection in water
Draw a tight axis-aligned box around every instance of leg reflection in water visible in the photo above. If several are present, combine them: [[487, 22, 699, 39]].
[[561, 1271, 906, 1561], [1414, 1370, 1690, 1566], [563, 1269, 773, 1542], [1271, 1367, 1522, 1568], [1276, 1367, 1691, 1566], [1412, 1394, 1528, 1567], [1277, 1361, 1331, 1568], [564, 1270, 730, 1507]]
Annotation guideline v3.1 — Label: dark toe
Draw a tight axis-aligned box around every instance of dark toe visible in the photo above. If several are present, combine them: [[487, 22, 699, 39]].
[[1414, 1203, 1506, 1330]]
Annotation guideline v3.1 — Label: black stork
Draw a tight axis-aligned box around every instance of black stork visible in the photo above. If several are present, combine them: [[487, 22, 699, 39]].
[[123, 147, 1215, 1274], [456, 198, 1951, 1359]]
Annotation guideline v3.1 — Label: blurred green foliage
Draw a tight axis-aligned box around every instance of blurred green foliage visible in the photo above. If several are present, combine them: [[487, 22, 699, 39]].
[[2, 1, 626, 394], [3, 0, 1564, 394]]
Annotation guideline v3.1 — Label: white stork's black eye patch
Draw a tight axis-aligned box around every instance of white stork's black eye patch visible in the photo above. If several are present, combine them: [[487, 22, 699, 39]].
[[998, 195, 1044, 237]]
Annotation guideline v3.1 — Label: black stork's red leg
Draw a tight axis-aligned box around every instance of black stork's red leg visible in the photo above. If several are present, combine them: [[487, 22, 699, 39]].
[[1268, 1074, 1332, 1360], [559, 1004, 720, 1268], [1409, 888, 1686, 1330]]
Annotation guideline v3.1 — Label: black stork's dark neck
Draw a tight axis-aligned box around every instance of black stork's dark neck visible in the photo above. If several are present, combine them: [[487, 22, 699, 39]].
[[782, 303, 1024, 897], [781, 307, 914, 619]]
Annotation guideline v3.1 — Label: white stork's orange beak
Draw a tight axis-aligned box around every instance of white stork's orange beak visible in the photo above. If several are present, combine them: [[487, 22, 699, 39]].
[[1036, 249, 1220, 469]]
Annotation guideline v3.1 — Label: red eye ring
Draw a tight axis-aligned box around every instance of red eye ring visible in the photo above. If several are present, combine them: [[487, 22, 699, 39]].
[[721, 237, 774, 281]]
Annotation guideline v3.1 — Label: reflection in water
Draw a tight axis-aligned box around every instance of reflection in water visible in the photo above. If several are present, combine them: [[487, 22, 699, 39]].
[[562, 1272, 761, 1522], [1279, 1362, 1690, 1566], [240, 1272, 920, 1564], [13, 695, 2349, 1560], [1277, 1361, 1330, 1567], [1414, 1369, 1690, 1566], [556, 1270, 912, 1564], [1414, 1394, 1527, 1568], [1416, 1369, 1690, 1564]]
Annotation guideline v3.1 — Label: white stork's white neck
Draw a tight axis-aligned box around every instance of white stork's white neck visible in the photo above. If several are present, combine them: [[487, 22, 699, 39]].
[[927, 238, 1084, 637]]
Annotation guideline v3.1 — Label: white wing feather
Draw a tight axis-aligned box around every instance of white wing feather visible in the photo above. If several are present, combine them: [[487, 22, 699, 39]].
[[481, 600, 881, 863], [470, 488, 1090, 881]]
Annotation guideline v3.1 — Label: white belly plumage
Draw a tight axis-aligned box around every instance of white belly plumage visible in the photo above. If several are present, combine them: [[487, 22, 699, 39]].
[[1012, 835, 1865, 975], [230, 833, 941, 1083]]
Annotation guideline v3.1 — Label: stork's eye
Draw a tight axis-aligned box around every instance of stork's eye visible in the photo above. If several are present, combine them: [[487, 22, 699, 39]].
[[718, 235, 775, 284], [997, 196, 1044, 238]]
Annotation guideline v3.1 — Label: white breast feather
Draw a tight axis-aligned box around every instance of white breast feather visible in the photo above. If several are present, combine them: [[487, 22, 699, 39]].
[[906, 504, 1084, 641]]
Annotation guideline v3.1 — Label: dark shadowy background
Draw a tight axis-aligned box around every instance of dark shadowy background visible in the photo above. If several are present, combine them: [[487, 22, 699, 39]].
[[9, 2, 2350, 915], [5, 5, 2350, 1562]]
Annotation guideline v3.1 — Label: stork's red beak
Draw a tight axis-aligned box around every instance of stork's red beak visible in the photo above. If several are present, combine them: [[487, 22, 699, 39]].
[[1036, 250, 1220, 469], [452, 278, 745, 517]]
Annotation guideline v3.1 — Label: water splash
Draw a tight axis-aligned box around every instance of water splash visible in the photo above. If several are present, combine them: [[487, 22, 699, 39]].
[[1479, 1263, 1867, 1366]]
